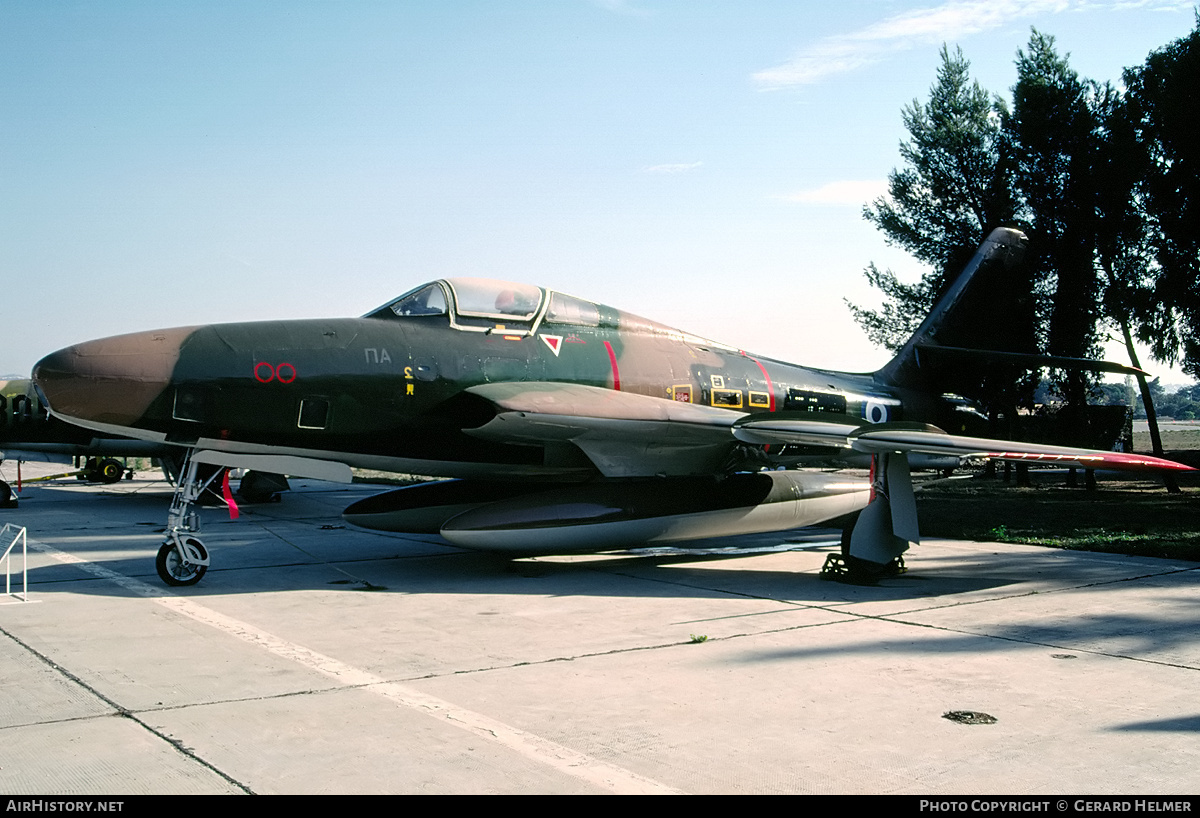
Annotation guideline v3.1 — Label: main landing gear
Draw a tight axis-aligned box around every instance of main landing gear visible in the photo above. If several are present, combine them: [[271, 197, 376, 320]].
[[156, 449, 224, 586], [819, 452, 916, 585]]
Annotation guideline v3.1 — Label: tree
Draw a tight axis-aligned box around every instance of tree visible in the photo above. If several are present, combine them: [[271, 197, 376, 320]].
[[1003, 31, 1102, 414], [848, 46, 1017, 351], [1092, 83, 1176, 481], [1123, 16, 1200, 378]]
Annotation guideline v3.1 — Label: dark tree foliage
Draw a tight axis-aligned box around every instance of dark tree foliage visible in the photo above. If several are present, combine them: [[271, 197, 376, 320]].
[[1093, 84, 1158, 355], [1157, 382, 1200, 420], [844, 263, 935, 352], [1091, 83, 1176, 469], [1110, 377, 1200, 421], [843, 23, 1199, 493], [1002, 31, 1102, 413], [848, 46, 1016, 351], [852, 24, 1195, 481], [1123, 17, 1200, 378]]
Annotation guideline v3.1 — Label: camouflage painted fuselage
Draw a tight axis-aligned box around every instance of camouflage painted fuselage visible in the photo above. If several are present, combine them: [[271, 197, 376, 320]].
[[31, 278, 975, 479]]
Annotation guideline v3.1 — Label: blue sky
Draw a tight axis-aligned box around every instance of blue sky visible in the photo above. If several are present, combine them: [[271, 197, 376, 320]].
[[2, 0, 1195, 381]]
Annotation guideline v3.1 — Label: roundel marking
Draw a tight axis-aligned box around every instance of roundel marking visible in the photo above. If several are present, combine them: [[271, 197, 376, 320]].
[[863, 400, 890, 424]]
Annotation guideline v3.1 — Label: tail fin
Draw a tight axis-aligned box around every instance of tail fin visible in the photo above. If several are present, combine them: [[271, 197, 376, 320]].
[[874, 227, 1029, 388]]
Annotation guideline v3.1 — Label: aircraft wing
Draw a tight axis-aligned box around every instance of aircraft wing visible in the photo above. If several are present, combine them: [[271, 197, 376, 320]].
[[848, 427, 1193, 471], [734, 417, 1194, 472], [731, 413, 864, 448], [467, 386, 1192, 476], [465, 382, 745, 477]]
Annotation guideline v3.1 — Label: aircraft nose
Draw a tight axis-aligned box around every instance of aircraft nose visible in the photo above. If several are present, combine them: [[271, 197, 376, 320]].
[[33, 327, 196, 427]]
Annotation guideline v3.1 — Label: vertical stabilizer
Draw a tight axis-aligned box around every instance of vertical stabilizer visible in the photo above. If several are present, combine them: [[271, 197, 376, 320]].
[[874, 227, 1028, 387]]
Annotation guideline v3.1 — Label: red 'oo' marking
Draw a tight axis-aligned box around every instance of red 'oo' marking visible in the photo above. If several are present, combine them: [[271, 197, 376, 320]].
[[254, 362, 298, 383]]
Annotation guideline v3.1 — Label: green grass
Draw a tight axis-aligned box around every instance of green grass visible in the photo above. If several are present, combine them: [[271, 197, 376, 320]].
[[1133, 429, 1200, 451], [918, 472, 1200, 561], [984, 523, 1200, 560]]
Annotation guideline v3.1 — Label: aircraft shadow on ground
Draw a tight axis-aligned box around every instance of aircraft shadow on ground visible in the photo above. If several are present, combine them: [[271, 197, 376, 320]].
[[740, 603, 1200, 665], [16, 489, 1200, 670], [1110, 715, 1200, 733], [18, 537, 1200, 677], [14, 483, 1200, 643], [14, 526, 1123, 605]]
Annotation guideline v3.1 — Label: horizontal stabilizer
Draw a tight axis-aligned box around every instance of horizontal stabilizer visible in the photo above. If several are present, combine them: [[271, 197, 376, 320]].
[[915, 345, 1148, 377]]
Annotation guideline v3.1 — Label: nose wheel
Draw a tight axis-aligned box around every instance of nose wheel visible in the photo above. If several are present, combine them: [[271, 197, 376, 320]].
[[156, 448, 229, 587], [156, 535, 209, 586]]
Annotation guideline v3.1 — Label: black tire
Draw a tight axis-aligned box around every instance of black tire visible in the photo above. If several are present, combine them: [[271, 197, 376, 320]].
[[156, 538, 208, 586], [98, 458, 124, 484], [238, 471, 289, 504]]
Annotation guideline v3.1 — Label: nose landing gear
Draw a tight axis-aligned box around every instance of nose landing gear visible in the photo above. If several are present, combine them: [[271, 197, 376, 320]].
[[156, 449, 224, 586]]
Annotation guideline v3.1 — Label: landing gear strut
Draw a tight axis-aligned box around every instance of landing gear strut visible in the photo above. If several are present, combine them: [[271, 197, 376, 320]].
[[820, 452, 917, 585], [156, 449, 221, 586]]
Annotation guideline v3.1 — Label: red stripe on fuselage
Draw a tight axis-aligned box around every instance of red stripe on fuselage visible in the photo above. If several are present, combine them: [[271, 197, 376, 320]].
[[603, 340, 621, 391], [747, 355, 776, 411]]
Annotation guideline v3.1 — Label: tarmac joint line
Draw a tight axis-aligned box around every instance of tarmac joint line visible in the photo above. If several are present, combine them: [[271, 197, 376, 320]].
[[0, 619, 256, 795], [25, 536, 684, 796]]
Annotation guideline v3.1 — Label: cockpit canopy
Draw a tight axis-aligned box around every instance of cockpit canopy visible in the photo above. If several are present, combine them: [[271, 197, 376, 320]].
[[368, 279, 545, 321], [366, 278, 603, 331], [380, 282, 449, 317], [364, 276, 729, 348], [451, 279, 543, 320]]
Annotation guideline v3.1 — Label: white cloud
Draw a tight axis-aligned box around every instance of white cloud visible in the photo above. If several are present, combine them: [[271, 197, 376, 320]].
[[643, 161, 703, 174], [783, 180, 888, 205], [754, 0, 1081, 89], [589, 0, 652, 17]]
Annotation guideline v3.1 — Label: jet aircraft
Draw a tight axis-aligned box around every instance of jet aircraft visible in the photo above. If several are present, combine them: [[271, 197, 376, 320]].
[[1, 378, 291, 507], [0, 378, 171, 505], [31, 228, 1192, 586]]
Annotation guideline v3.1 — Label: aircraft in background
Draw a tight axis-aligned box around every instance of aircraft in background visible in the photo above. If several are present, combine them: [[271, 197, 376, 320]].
[[0, 377, 167, 506], [0, 378, 289, 507], [31, 228, 1192, 586]]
